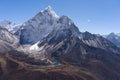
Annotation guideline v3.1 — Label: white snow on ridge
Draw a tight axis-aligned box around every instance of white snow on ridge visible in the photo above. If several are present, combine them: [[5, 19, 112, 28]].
[[0, 20, 22, 34], [0, 20, 11, 27], [41, 6, 59, 18], [29, 42, 40, 51], [16, 6, 61, 44], [6, 24, 22, 33], [105, 32, 120, 48]]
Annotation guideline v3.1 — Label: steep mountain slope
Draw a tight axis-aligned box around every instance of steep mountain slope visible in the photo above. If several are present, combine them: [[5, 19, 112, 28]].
[[15, 6, 80, 45], [105, 32, 120, 48], [14, 6, 120, 54], [15, 6, 60, 44], [29, 29, 120, 61], [0, 48, 120, 80], [1, 52, 101, 80], [0, 28, 19, 44], [1, 35, 120, 80], [80, 32, 120, 54], [0, 28, 19, 52], [29, 32, 120, 80], [0, 40, 14, 52]]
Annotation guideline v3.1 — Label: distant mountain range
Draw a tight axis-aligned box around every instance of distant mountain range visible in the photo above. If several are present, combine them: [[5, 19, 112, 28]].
[[103, 32, 120, 48], [0, 6, 120, 80]]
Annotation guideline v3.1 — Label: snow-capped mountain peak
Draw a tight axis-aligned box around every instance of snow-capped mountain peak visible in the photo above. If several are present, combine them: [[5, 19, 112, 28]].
[[0, 20, 12, 27], [105, 32, 120, 48], [34, 6, 59, 21], [107, 32, 119, 40], [0, 20, 22, 34], [16, 6, 80, 44], [45, 6, 53, 10], [42, 6, 59, 18]]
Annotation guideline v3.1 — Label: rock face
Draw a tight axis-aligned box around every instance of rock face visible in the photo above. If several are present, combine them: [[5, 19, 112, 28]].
[[26, 23, 120, 80], [0, 28, 19, 44], [80, 32, 120, 54], [29, 27, 120, 61], [0, 40, 14, 52], [15, 6, 80, 45], [0, 28, 19, 52], [15, 6, 59, 44], [105, 32, 120, 48]]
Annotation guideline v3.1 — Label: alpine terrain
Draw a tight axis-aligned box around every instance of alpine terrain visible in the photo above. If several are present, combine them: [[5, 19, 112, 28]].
[[104, 32, 120, 48], [0, 6, 120, 80]]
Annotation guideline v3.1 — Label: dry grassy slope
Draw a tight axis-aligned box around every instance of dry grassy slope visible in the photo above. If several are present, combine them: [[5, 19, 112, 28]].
[[0, 47, 120, 80], [0, 52, 101, 80], [0, 58, 7, 74], [43, 36, 120, 79]]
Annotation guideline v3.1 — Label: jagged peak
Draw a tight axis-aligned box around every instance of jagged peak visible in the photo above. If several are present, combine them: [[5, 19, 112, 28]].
[[45, 6, 53, 11], [0, 20, 11, 23], [109, 32, 115, 35], [0, 20, 12, 27], [108, 32, 116, 37], [108, 32, 120, 37], [41, 6, 59, 18]]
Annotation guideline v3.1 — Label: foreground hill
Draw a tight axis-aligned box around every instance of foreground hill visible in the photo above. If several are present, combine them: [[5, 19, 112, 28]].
[[0, 51, 120, 80]]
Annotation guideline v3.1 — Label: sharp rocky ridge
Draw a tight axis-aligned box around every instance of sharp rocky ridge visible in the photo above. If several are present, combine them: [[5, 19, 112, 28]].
[[10, 6, 119, 63], [104, 32, 120, 48], [0, 6, 119, 55], [0, 27, 19, 52], [15, 6, 80, 45]]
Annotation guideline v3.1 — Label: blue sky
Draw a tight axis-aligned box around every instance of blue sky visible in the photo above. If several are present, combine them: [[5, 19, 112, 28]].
[[0, 0, 120, 34]]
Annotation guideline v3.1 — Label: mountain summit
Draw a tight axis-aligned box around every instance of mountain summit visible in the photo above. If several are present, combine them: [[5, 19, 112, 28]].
[[15, 6, 79, 44], [105, 32, 120, 48], [42, 6, 59, 18], [35, 6, 59, 20]]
